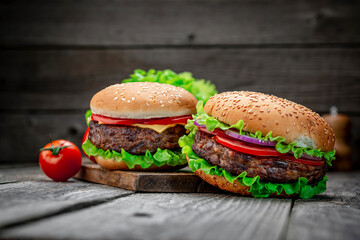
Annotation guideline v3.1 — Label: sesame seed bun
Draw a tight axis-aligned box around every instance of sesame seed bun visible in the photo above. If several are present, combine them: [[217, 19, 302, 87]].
[[187, 156, 295, 197], [95, 156, 187, 171], [90, 82, 197, 119], [204, 91, 335, 152]]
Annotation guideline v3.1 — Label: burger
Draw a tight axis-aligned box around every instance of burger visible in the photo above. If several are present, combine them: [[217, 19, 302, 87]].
[[82, 82, 197, 171], [81, 69, 218, 162], [179, 91, 336, 198]]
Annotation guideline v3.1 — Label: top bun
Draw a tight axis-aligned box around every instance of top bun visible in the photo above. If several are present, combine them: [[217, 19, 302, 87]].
[[90, 82, 197, 119], [204, 91, 335, 152]]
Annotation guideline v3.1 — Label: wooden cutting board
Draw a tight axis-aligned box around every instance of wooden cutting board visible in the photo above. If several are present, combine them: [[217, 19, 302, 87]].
[[74, 160, 223, 193]]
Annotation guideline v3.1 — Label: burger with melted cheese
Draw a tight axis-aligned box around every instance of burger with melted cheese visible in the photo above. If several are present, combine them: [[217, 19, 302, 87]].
[[180, 91, 336, 198], [82, 82, 197, 171]]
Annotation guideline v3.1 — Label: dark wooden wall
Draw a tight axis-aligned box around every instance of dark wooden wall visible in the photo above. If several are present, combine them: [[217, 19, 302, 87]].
[[1, 0, 360, 164]]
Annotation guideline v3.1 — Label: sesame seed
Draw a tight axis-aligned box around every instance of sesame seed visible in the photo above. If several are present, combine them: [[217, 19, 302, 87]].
[[114, 97, 118, 100], [131, 97, 135, 101], [161, 104, 165, 107], [127, 100, 130, 103]]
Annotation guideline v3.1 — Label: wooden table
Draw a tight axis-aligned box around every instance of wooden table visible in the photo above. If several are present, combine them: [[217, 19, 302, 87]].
[[0, 165, 359, 240]]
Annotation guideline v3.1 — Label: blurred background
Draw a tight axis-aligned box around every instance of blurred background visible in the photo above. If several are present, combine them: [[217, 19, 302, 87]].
[[0, 0, 359, 169]]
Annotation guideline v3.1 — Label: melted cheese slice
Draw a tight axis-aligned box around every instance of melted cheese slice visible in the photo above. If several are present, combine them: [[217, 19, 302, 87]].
[[131, 123, 185, 133]]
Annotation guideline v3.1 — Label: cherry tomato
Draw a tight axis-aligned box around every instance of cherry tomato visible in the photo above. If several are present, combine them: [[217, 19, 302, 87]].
[[82, 127, 96, 162], [91, 114, 191, 125], [214, 135, 324, 166], [39, 139, 82, 181]]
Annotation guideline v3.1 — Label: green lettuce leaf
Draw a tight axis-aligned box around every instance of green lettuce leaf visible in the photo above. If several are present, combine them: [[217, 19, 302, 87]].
[[85, 109, 92, 126], [192, 101, 335, 166], [82, 139, 187, 169], [179, 132, 327, 199], [123, 69, 217, 102]]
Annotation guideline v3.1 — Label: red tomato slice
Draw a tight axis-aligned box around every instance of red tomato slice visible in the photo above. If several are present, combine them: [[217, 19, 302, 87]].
[[198, 127, 228, 138], [91, 114, 192, 125], [214, 135, 283, 157], [214, 135, 324, 166]]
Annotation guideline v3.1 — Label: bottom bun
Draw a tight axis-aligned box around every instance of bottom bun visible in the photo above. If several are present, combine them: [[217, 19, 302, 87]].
[[95, 156, 186, 171], [187, 156, 296, 198]]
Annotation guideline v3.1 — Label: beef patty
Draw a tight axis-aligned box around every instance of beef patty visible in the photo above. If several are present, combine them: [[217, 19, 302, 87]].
[[89, 121, 186, 155], [192, 130, 327, 184]]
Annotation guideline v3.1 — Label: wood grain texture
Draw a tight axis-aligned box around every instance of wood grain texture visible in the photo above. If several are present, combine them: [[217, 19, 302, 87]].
[[0, 176, 132, 229], [74, 161, 203, 192], [286, 172, 360, 240], [0, 193, 292, 240], [0, 166, 42, 183], [1, 0, 359, 46], [1, 48, 359, 112], [0, 113, 86, 163]]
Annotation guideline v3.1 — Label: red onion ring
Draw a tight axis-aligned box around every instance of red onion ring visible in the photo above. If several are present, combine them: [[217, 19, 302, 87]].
[[194, 121, 276, 146], [290, 151, 323, 161], [224, 130, 277, 147], [193, 121, 203, 128], [194, 120, 324, 161]]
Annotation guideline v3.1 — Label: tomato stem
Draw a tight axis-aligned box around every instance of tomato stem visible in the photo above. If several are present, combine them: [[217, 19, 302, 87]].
[[40, 136, 69, 155]]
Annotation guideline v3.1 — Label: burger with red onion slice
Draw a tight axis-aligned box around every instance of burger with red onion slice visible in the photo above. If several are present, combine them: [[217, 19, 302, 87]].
[[83, 82, 197, 171], [179, 91, 336, 198]]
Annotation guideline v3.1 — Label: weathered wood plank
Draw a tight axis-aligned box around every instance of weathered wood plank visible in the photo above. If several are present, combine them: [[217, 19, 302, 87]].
[[1, 48, 359, 113], [1, 112, 87, 163], [0, 177, 132, 229], [286, 172, 360, 240], [0, 166, 42, 183], [0, 193, 292, 240], [1, 0, 359, 46], [74, 161, 203, 192]]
